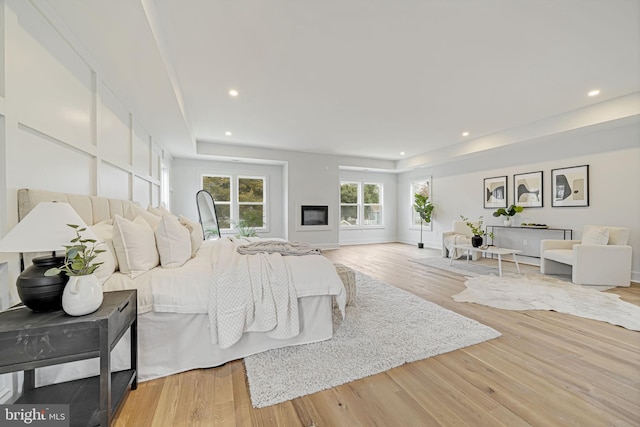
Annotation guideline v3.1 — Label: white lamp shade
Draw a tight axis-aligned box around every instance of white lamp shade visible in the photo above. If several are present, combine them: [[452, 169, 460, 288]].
[[0, 202, 97, 253]]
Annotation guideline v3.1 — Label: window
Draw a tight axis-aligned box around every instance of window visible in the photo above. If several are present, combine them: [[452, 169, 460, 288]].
[[160, 163, 171, 211], [411, 177, 431, 229], [202, 175, 266, 231], [340, 181, 382, 227]]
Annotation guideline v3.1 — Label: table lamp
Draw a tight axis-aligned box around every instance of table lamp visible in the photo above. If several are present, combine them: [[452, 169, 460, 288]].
[[0, 202, 96, 311]]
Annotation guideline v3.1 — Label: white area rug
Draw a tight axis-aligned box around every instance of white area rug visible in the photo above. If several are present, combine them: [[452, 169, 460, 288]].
[[244, 272, 501, 408], [454, 274, 640, 331]]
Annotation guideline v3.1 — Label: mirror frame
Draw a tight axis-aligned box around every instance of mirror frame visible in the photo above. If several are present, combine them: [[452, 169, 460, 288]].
[[196, 190, 221, 240]]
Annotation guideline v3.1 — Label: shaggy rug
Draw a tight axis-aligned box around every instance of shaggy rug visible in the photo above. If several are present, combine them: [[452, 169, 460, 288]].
[[453, 274, 640, 331], [243, 272, 501, 408]]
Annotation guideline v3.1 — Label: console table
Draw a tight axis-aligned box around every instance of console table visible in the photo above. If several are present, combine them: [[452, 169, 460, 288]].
[[487, 226, 572, 258], [0, 290, 137, 426]]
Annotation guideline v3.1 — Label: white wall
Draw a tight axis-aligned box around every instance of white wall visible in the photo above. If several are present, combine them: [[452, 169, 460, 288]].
[[398, 121, 640, 281], [338, 170, 397, 245], [172, 158, 285, 239], [0, 0, 172, 309]]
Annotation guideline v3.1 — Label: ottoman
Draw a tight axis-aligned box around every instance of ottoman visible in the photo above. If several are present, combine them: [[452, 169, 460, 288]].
[[334, 263, 356, 306]]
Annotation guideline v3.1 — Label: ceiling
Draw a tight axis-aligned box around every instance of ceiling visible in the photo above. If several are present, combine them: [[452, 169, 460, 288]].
[[42, 0, 640, 162]]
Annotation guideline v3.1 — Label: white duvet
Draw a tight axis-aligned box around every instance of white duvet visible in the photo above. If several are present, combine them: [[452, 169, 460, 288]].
[[103, 238, 346, 346]]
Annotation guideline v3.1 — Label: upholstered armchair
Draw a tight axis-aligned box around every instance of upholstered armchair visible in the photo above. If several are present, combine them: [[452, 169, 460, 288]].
[[540, 225, 632, 287], [442, 220, 480, 260]]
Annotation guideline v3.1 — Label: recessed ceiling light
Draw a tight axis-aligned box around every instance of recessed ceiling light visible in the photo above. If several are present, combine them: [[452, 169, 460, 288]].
[[229, 89, 238, 97], [588, 89, 600, 97], [400, 151, 405, 156], [462, 132, 470, 137], [225, 131, 232, 136]]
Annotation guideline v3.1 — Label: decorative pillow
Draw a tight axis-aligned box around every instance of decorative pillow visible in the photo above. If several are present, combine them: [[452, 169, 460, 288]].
[[112, 215, 159, 278], [582, 226, 609, 245], [179, 215, 204, 256], [89, 220, 118, 284], [138, 209, 162, 229], [155, 215, 192, 268], [147, 206, 164, 217]]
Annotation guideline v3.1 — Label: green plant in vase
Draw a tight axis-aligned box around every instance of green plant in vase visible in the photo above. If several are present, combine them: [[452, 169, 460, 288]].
[[460, 215, 494, 248], [45, 224, 106, 316], [414, 193, 434, 249], [492, 204, 524, 227]]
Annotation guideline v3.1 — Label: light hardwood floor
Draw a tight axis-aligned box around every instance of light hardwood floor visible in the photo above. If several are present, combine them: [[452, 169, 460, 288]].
[[113, 243, 640, 426]]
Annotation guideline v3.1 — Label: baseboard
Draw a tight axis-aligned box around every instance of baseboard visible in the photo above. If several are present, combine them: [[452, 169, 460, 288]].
[[631, 271, 639, 284]]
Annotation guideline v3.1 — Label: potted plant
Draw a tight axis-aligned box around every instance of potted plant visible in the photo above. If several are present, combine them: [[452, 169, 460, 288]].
[[492, 204, 524, 227], [413, 193, 434, 249], [233, 210, 265, 238], [45, 224, 105, 316], [460, 215, 494, 248]]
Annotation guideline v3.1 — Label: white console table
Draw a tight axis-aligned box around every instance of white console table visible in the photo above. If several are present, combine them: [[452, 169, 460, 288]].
[[487, 226, 572, 259]]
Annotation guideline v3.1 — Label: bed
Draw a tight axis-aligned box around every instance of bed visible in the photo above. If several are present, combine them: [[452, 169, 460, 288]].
[[16, 189, 346, 386]]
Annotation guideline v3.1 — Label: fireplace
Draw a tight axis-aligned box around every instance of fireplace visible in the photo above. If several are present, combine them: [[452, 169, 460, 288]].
[[301, 205, 329, 226]]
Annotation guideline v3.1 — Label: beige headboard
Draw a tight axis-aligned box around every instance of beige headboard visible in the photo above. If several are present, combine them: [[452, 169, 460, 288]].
[[18, 188, 139, 225]]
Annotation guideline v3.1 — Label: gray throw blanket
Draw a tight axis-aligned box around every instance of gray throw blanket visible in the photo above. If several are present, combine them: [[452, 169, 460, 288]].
[[237, 240, 322, 256]]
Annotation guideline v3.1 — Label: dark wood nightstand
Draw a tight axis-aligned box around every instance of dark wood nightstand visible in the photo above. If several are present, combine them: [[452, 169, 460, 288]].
[[0, 290, 137, 426]]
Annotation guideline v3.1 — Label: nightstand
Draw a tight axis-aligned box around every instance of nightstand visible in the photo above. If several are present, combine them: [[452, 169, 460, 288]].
[[0, 290, 137, 426]]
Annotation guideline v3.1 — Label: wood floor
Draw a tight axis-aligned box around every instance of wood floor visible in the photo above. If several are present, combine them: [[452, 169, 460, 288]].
[[113, 243, 640, 426]]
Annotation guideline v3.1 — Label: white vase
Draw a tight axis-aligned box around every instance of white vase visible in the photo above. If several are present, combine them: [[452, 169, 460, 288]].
[[503, 218, 512, 227], [62, 274, 103, 316]]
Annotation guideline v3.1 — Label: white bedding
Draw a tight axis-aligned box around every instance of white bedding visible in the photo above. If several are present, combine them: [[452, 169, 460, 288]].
[[103, 238, 346, 316]]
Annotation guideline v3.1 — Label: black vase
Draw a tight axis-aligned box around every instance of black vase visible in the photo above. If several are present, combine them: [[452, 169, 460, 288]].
[[16, 256, 68, 312], [471, 235, 483, 248]]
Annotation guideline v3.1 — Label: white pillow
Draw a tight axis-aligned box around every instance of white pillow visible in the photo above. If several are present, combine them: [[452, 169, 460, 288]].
[[89, 220, 118, 284], [148, 206, 164, 217], [582, 226, 610, 245], [179, 215, 204, 256], [155, 215, 192, 268], [112, 215, 159, 278], [138, 209, 162, 229]]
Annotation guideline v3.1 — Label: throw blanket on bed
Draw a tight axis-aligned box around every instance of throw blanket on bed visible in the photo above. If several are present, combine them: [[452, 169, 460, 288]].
[[209, 238, 299, 349], [237, 240, 322, 256], [444, 234, 472, 259]]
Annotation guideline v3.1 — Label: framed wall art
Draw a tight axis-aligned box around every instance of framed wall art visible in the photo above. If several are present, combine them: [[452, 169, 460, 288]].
[[483, 176, 507, 208], [514, 171, 543, 208], [551, 165, 589, 207]]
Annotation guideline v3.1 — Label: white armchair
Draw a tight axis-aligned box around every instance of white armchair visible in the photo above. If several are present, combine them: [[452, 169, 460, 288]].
[[442, 220, 480, 260], [540, 225, 632, 287]]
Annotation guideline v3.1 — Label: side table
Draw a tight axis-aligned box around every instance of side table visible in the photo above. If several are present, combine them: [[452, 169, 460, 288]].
[[0, 290, 137, 426]]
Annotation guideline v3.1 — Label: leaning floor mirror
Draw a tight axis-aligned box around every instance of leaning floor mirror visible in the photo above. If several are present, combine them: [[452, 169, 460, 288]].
[[196, 190, 221, 240]]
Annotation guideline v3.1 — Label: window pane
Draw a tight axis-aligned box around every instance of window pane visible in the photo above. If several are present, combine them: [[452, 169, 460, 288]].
[[216, 204, 231, 229], [340, 183, 358, 204], [239, 178, 264, 203], [340, 206, 358, 226], [364, 184, 380, 204], [239, 205, 264, 227], [203, 176, 231, 202], [364, 205, 382, 226]]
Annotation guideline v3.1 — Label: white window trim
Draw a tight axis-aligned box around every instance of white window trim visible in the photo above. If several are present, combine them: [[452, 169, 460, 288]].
[[340, 181, 384, 229], [236, 175, 268, 232], [202, 174, 268, 233]]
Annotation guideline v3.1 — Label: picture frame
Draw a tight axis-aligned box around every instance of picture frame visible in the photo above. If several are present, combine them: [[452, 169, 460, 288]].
[[483, 176, 507, 208], [551, 165, 589, 207], [513, 171, 543, 208]]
